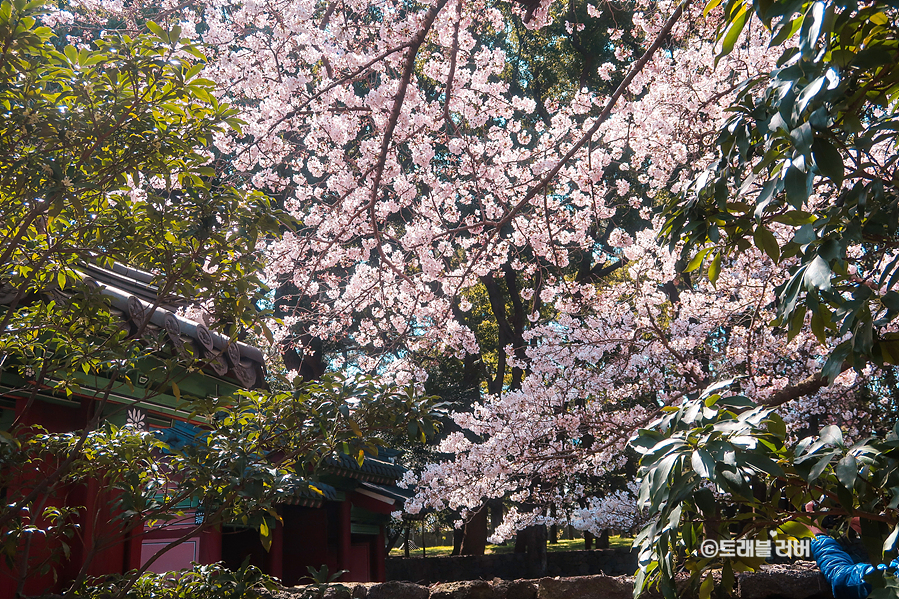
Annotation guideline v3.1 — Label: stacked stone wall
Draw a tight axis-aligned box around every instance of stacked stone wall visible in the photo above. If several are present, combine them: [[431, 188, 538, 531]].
[[277, 562, 833, 599], [385, 549, 637, 583]]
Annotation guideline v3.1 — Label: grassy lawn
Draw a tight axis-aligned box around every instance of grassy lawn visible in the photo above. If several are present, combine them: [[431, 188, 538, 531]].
[[389, 536, 633, 558]]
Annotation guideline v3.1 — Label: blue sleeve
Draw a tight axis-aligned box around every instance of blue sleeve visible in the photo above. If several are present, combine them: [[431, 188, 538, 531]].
[[811, 535, 874, 599]]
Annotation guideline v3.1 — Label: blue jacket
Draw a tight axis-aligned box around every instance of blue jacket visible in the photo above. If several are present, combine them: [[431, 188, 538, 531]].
[[811, 535, 876, 599]]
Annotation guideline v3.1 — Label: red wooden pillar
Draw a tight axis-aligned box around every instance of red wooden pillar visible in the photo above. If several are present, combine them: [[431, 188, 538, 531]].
[[199, 526, 222, 565], [374, 525, 386, 582], [266, 517, 284, 580], [124, 522, 143, 571], [336, 500, 351, 579]]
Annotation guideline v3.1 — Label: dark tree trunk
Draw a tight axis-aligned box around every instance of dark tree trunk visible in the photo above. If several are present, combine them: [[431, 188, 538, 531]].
[[584, 531, 594, 550], [459, 503, 488, 555], [514, 525, 547, 578], [549, 504, 557, 544], [489, 499, 504, 537], [452, 527, 464, 556], [274, 281, 326, 381], [596, 529, 609, 549]]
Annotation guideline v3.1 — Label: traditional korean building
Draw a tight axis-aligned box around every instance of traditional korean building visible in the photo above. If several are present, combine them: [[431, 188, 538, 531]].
[[0, 263, 407, 594]]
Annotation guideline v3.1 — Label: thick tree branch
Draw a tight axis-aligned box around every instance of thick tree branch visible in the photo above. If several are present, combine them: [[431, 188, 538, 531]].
[[759, 363, 851, 407]]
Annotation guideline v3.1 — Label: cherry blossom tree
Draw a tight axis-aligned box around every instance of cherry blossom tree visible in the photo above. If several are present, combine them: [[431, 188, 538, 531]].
[[52, 0, 896, 562]]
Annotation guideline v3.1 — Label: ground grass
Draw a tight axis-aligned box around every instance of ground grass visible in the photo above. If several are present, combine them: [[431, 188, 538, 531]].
[[389, 536, 633, 558]]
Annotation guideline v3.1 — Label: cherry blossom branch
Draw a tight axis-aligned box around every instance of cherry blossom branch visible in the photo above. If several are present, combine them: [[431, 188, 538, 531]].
[[444, 0, 463, 134], [494, 0, 691, 231], [366, 0, 451, 283]]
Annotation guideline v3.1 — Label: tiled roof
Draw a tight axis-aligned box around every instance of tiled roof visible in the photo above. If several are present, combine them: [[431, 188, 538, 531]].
[[279, 479, 339, 508], [324, 450, 406, 485], [80, 263, 266, 389]]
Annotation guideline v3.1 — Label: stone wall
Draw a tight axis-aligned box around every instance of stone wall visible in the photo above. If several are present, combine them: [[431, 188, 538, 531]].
[[276, 563, 833, 599], [385, 549, 637, 584]]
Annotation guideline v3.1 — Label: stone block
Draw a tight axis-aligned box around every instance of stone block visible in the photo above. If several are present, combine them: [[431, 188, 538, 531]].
[[365, 581, 430, 599], [737, 563, 833, 599], [491, 578, 538, 599], [536, 575, 633, 599], [430, 580, 494, 599]]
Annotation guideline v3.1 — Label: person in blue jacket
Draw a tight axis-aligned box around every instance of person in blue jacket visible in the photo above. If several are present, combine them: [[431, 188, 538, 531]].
[[807, 509, 898, 599], [811, 534, 877, 599]]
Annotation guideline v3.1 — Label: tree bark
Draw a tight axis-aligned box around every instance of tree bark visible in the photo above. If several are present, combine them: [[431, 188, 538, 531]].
[[549, 504, 557, 544], [459, 503, 489, 555], [514, 525, 547, 578], [452, 527, 464, 556], [596, 529, 609, 549]]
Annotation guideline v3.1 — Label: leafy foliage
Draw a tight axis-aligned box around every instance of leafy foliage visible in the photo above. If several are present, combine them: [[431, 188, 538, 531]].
[[72, 562, 278, 599], [662, 0, 899, 377], [632, 385, 899, 598]]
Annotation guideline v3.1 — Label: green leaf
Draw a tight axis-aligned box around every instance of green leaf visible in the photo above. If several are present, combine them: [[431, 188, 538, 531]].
[[146, 20, 166, 39], [708, 252, 722, 284], [785, 166, 810, 208], [691, 449, 715, 479], [820, 424, 844, 446], [260, 519, 272, 552], [753, 226, 780, 262], [803, 255, 832, 292], [718, 5, 749, 61], [171, 380, 181, 400], [869, 12, 889, 25], [778, 519, 815, 539], [835, 454, 857, 489], [699, 571, 714, 599], [882, 291, 899, 312], [685, 247, 711, 273], [806, 452, 833, 482], [739, 452, 785, 478], [885, 524, 899, 553], [703, 0, 724, 17], [772, 211, 815, 226], [812, 138, 844, 187]]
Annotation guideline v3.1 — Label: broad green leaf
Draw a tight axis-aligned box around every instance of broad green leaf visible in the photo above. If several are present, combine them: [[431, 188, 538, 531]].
[[739, 452, 785, 478], [784, 166, 810, 208], [709, 252, 722, 283], [820, 424, 844, 446], [882, 291, 899, 312], [753, 226, 780, 262], [803, 255, 832, 292], [146, 20, 166, 39], [772, 210, 815, 226], [691, 449, 715, 479], [718, 5, 749, 61], [699, 572, 714, 599], [835, 454, 857, 489], [812, 138, 844, 187], [703, 0, 724, 17], [885, 524, 899, 553], [685, 247, 712, 272], [807, 452, 833, 481], [778, 519, 815, 539]]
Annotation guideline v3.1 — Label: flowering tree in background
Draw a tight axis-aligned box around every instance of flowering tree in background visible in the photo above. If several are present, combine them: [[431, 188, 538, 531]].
[[54, 0, 898, 570]]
